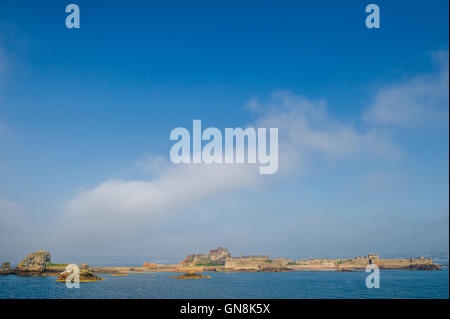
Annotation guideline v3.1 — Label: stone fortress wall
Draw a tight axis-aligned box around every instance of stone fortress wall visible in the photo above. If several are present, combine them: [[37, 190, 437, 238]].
[[179, 248, 435, 271]]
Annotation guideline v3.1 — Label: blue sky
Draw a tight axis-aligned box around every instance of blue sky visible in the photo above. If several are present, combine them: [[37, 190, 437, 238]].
[[0, 0, 448, 264]]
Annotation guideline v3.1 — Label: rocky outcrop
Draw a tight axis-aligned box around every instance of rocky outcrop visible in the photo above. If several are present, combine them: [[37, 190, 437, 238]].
[[56, 269, 104, 282], [0, 262, 13, 275], [169, 273, 210, 279], [16, 250, 51, 275], [402, 264, 440, 271]]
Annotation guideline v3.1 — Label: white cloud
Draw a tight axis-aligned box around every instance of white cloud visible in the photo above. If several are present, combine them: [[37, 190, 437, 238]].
[[253, 91, 399, 173], [62, 91, 398, 234], [64, 162, 260, 232], [363, 51, 449, 126]]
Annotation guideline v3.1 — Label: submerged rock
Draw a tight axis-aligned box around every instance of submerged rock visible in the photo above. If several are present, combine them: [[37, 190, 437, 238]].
[[169, 273, 210, 279], [258, 267, 294, 272], [336, 268, 355, 272]]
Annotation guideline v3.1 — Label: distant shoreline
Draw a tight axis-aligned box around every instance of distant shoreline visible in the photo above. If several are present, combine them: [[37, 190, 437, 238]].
[[1, 248, 445, 277]]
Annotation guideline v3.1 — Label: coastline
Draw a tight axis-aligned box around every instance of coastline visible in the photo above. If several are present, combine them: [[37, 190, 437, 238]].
[[32, 260, 445, 277], [84, 262, 444, 276], [1, 248, 444, 278]]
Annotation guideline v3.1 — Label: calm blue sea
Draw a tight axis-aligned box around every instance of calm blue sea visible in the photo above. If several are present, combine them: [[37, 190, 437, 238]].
[[0, 268, 448, 299]]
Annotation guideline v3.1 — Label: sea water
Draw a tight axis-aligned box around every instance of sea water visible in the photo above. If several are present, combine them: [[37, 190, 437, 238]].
[[0, 268, 448, 299]]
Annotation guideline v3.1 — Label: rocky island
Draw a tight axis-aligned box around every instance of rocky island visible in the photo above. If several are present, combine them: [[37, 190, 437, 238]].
[[1, 250, 51, 276]]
